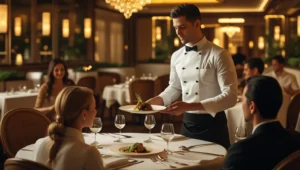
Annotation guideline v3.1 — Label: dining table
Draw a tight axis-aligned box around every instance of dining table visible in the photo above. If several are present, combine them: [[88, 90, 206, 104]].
[[16, 133, 227, 170], [0, 91, 38, 120]]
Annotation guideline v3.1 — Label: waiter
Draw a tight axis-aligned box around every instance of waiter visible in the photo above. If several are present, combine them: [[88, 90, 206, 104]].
[[148, 4, 238, 149]]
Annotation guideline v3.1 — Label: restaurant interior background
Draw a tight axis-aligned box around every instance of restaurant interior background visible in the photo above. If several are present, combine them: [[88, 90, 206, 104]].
[[1, 0, 300, 124]]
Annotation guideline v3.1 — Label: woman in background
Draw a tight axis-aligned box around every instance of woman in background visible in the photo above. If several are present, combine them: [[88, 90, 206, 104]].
[[35, 58, 74, 121], [32, 86, 104, 170]]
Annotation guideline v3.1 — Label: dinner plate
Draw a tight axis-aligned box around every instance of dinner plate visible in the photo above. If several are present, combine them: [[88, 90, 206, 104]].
[[119, 105, 166, 114], [109, 143, 164, 156]]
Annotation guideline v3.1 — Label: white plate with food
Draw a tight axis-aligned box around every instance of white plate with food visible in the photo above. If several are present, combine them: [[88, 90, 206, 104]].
[[119, 105, 166, 114], [109, 143, 164, 156]]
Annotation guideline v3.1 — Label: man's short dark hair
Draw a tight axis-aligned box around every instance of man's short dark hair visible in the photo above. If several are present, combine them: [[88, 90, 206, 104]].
[[272, 55, 285, 64], [245, 58, 265, 74], [245, 76, 282, 119], [170, 4, 201, 23]]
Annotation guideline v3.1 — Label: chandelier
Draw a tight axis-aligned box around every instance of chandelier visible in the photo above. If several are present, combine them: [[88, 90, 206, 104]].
[[220, 26, 240, 38], [105, 0, 151, 19]]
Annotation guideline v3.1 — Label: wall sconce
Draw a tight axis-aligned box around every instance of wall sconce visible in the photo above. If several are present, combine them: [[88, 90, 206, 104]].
[[174, 37, 180, 47], [279, 35, 285, 48], [297, 16, 300, 37], [42, 12, 51, 36], [62, 19, 69, 38], [84, 18, 91, 38], [155, 26, 162, 40], [274, 25, 280, 40], [15, 53, 23, 66], [14, 17, 22, 36], [258, 36, 264, 50], [248, 40, 254, 49], [0, 4, 8, 33], [213, 38, 219, 46]]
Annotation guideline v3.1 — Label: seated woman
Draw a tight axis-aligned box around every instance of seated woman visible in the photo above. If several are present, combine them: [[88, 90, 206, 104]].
[[32, 86, 104, 170], [35, 58, 74, 121]]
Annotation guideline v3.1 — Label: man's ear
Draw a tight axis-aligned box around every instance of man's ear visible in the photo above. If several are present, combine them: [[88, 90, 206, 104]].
[[249, 101, 257, 115], [253, 68, 259, 75], [195, 19, 201, 28]]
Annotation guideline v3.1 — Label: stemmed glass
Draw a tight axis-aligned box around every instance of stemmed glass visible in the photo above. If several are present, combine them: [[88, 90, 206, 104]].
[[144, 115, 156, 143], [161, 123, 175, 154], [235, 126, 247, 143], [114, 114, 126, 142], [90, 117, 102, 146]]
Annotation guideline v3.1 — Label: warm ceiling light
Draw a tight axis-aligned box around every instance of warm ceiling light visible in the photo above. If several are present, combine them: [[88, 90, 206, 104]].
[[0, 4, 8, 33], [151, 0, 220, 4], [220, 26, 240, 38], [264, 15, 285, 19], [218, 18, 245, 23], [62, 19, 69, 38], [84, 18, 91, 38]]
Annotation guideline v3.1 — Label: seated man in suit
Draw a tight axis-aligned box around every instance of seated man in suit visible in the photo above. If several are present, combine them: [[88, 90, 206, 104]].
[[223, 76, 300, 170]]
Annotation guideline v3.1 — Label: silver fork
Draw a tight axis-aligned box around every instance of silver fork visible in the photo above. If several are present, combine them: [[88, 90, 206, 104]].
[[150, 156, 176, 168], [157, 155, 188, 166], [179, 143, 214, 150]]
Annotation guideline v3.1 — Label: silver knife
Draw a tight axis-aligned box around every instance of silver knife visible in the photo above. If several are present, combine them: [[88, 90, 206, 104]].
[[183, 150, 224, 157], [109, 133, 132, 138], [107, 160, 144, 170]]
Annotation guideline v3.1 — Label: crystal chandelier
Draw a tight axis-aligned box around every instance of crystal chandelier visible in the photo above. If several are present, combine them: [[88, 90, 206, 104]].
[[105, 0, 151, 19], [220, 26, 240, 38]]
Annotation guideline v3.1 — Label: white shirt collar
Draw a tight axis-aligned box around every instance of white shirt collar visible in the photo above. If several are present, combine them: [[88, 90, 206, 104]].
[[64, 127, 85, 143], [252, 119, 279, 133], [185, 36, 207, 51]]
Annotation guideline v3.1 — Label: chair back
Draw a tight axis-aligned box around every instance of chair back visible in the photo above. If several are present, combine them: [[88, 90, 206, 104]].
[[0, 108, 51, 157], [129, 79, 155, 104], [4, 158, 52, 170], [77, 76, 96, 91], [273, 150, 300, 170], [97, 72, 121, 94], [154, 74, 169, 96], [286, 93, 300, 130]]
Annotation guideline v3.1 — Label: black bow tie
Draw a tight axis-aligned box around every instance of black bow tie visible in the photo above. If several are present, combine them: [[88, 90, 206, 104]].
[[185, 45, 198, 52]]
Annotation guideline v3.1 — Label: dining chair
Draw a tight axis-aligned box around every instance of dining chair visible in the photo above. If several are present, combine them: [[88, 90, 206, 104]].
[[286, 92, 300, 131], [4, 158, 52, 170], [154, 74, 169, 96], [0, 108, 51, 157], [128, 79, 155, 124], [273, 150, 300, 170], [97, 72, 121, 119], [77, 76, 96, 91]]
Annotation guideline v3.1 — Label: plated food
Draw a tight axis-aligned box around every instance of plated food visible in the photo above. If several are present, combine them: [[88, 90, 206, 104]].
[[134, 93, 153, 111], [120, 143, 149, 153]]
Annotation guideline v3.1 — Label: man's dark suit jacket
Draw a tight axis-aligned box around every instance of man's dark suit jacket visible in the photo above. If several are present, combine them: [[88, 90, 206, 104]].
[[223, 121, 300, 170]]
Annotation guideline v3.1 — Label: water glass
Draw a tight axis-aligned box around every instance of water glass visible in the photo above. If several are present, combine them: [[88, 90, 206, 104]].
[[90, 117, 102, 146], [161, 123, 174, 154], [114, 114, 126, 142], [144, 115, 156, 143], [235, 126, 247, 143]]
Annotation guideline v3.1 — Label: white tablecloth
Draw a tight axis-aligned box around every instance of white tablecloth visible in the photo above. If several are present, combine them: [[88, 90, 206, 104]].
[[16, 133, 226, 170], [102, 85, 131, 108], [0, 91, 38, 120]]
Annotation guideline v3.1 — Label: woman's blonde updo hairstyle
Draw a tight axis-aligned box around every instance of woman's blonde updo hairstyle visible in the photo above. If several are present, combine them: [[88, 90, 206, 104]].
[[47, 86, 93, 165]]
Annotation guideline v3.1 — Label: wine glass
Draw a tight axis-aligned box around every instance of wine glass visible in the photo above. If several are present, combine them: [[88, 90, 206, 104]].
[[161, 123, 174, 154], [90, 117, 102, 146], [235, 126, 247, 143], [144, 115, 156, 143], [114, 114, 126, 142]]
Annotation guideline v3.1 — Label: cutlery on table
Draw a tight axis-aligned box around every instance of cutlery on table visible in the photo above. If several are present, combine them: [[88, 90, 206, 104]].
[[179, 143, 214, 150], [100, 133, 118, 138], [150, 156, 176, 168], [157, 155, 188, 166], [107, 160, 144, 170], [181, 150, 224, 157], [108, 133, 132, 138]]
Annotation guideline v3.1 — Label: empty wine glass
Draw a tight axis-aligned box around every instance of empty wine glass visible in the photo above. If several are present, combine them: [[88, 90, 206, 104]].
[[114, 114, 126, 142], [144, 115, 156, 143], [235, 126, 247, 143], [161, 123, 174, 154], [90, 117, 102, 146]]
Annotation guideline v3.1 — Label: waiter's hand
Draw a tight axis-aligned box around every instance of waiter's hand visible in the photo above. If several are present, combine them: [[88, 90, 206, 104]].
[[161, 101, 189, 116]]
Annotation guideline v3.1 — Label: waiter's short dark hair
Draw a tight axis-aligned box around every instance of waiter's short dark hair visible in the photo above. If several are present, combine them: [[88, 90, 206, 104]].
[[245, 58, 265, 74], [245, 76, 282, 119], [272, 55, 285, 64], [170, 4, 201, 23]]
